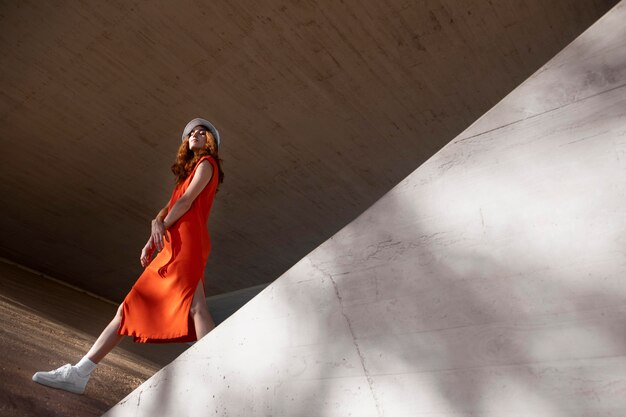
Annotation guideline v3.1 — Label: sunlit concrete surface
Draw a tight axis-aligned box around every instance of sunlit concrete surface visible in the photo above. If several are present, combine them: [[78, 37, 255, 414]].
[[103, 2, 626, 416], [0, 0, 618, 303]]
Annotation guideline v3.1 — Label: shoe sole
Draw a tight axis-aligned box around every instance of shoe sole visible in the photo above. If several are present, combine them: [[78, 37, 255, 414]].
[[32, 373, 85, 394]]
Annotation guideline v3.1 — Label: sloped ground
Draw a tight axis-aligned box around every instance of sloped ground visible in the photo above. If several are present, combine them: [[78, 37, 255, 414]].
[[0, 260, 186, 416]]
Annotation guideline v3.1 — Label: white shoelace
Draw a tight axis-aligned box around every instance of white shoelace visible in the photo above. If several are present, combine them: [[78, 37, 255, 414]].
[[52, 364, 72, 378]]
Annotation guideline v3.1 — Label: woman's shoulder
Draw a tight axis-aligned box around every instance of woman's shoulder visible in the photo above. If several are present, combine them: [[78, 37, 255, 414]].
[[197, 154, 217, 165], [189, 156, 217, 180], [192, 155, 217, 170]]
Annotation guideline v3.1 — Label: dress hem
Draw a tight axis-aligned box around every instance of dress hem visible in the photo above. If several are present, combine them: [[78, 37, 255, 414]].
[[117, 278, 203, 344], [117, 329, 197, 344]]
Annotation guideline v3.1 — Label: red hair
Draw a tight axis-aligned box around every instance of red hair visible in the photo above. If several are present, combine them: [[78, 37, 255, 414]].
[[171, 132, 224, 189]]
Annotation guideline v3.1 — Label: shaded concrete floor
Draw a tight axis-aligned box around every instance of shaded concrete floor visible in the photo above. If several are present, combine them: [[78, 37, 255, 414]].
[[0, 259, 187, 416]]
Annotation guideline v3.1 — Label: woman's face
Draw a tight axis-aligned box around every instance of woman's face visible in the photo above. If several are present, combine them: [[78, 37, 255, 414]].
[[188, 125, 209, 152]]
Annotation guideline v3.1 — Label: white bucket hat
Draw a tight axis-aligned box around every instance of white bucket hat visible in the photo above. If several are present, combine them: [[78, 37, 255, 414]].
[[182, 117, 221, 147]]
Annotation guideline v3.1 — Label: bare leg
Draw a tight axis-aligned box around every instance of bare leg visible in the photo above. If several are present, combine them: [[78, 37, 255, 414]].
[[189, 280, 216, 340], [85, 303, 126, 363]]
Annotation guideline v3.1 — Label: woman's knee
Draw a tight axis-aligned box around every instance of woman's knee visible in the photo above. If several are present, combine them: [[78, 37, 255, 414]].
[[189, 299, 209, 318], [115, 303, 124, 319], [189, 281, 208, 317]]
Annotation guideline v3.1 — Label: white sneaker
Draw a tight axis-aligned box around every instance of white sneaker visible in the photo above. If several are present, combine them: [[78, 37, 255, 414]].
[[32, 363, 89, 394]]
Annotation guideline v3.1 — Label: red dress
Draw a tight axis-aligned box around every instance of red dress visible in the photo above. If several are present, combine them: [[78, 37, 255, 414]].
[[118, 155, 219, 343]]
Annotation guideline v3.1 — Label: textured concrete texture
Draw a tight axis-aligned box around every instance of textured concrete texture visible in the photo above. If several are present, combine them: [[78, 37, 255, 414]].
[[103, 2, 626, 416], [0, 0, 619, 302]]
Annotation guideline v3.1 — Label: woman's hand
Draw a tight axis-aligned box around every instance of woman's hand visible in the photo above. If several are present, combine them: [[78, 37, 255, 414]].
[[140, 237, 156, 268], [151, 218, 169, 252]]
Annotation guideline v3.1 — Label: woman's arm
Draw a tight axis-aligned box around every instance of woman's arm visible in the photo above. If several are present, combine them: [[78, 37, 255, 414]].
[[150, 203, 170, 251], [162, 160, 214, 227], [155, 204, 169, 222], [140, 236, 155, 267], [151, 160, 214, 250]]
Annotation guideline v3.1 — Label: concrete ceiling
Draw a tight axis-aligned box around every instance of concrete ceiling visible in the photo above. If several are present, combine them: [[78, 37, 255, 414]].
[[0, 0, 618, 302]]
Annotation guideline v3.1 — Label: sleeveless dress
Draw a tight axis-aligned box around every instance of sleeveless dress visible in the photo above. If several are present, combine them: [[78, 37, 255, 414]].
[[117, 155, 219, 343]]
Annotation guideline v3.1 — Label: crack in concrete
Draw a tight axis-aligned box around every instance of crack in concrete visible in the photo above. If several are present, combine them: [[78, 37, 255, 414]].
[[455, 82, 626, 143], [311, 260, 385, 417]]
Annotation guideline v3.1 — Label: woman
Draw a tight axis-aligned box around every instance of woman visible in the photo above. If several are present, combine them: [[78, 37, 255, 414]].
[[32, 117, 225, 394]]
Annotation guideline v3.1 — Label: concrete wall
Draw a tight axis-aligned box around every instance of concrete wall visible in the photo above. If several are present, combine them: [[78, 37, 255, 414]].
[[0, 0, 617, 301], [104, 2, 626, 416]]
